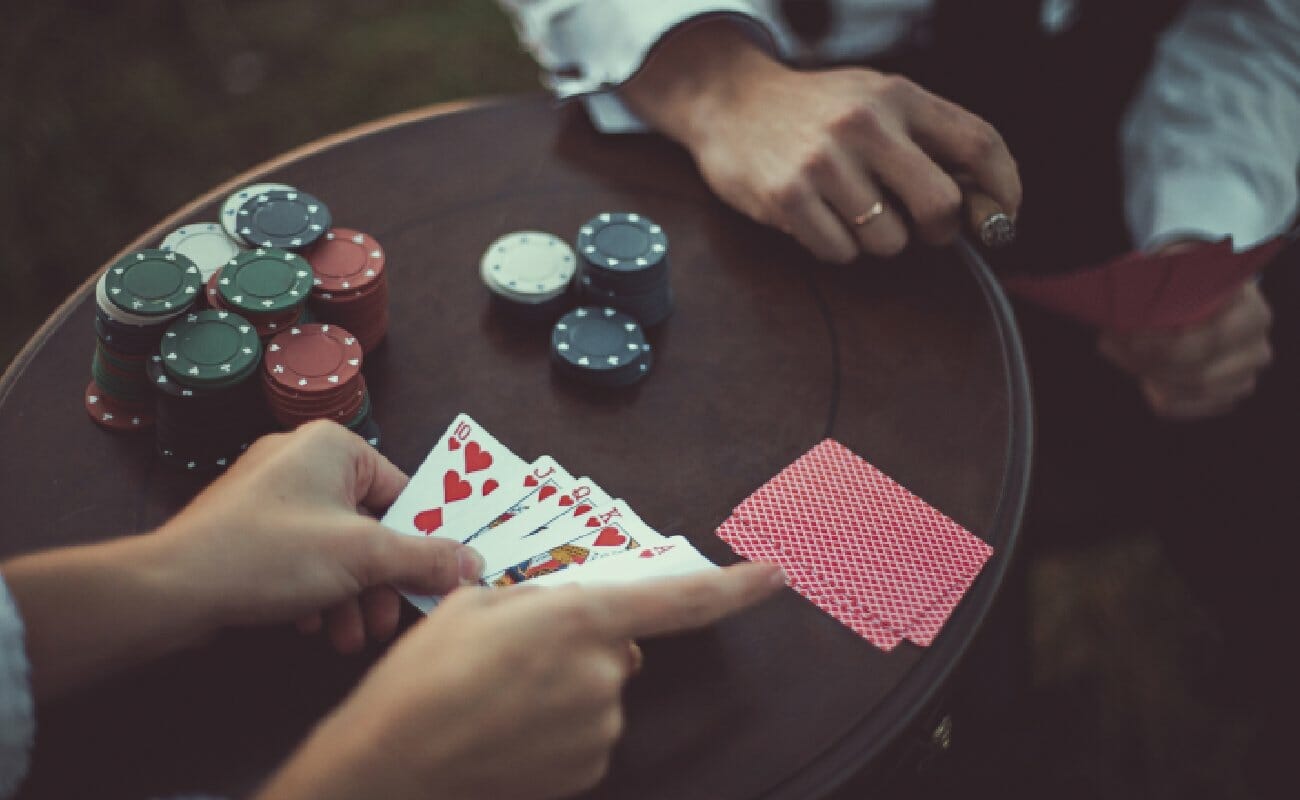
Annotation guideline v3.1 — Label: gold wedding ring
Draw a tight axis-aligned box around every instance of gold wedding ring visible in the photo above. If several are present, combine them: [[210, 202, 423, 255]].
[[854, 201, 886, 227]]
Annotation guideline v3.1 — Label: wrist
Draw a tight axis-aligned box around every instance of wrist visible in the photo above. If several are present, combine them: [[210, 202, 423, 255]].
[[256, 700, 426, 800], [622, 18, 787, 150]]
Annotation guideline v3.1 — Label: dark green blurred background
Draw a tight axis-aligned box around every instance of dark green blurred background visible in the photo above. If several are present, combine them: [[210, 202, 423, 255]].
[[0, 0, 535, 370]]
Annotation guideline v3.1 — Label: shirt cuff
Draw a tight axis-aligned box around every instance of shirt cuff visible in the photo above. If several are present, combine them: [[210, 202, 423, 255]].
[[543, 2, 781, 98], [0, 577, 34, 799], [1126, 168, 1296, 252]]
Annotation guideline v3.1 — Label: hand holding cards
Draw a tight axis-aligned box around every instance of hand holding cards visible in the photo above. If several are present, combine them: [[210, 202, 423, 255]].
[[381, 413, 721, 610]]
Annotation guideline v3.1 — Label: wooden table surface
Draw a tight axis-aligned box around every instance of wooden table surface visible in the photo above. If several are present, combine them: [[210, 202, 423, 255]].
[[0, 94, 1031, 800]]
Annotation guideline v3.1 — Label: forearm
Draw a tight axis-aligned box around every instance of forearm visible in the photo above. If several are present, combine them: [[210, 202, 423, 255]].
[[620, 18, 785, 150], [0, 531, 220, 700]]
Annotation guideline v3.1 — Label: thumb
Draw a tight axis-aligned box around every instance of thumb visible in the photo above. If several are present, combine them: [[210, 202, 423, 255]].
[[357, 525, 486, 595]]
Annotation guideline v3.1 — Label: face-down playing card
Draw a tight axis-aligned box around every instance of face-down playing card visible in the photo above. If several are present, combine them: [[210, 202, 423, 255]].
[[1000, 235, 1288, 333], [718, 439, 992, 648]]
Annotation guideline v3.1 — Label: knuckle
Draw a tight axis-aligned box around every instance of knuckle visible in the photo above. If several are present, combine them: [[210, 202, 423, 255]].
[[768, 178, 811, 216], [600, 705, 626, 743], [796, 146, 837, 183], [863, 226, 908, 258], [578, 754, 613, 790], [960, 120, 1003, 164], [877, 73, 919, 103], [1257, 341, 1274, 369], [915, 185, 963, 229], [833, 102, 889, 140]]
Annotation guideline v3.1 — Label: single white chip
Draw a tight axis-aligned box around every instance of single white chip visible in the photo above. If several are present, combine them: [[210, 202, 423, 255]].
[[161, 222, 245, 281], [479, 230, 575, 303]]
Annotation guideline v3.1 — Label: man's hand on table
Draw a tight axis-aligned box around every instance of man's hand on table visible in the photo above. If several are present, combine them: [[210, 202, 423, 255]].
[[620, 19, 1022, 264], [1099, 243, 1274, 420], [257, 562, 783, 800]]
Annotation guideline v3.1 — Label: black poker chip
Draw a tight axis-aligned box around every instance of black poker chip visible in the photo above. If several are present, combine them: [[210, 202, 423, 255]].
[[147, 352, 271, 472], [550, 306, 653, 387], [577, 280, 674, 327], [576, 212, 669, 294], [235, 189, 332, 250]]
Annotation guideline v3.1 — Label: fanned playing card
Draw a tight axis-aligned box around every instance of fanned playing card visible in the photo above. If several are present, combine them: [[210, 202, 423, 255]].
[[484, 500, 668, 586], [1002, 235, 1287, 333], [461, 456, 574, 544], [717, 439, 992, 648], [382, 413, 715, 613]]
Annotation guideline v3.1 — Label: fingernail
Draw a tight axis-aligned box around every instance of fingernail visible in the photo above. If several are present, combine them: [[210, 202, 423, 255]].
[[768, 565, 788, 588], [458, 546, 485, 582]]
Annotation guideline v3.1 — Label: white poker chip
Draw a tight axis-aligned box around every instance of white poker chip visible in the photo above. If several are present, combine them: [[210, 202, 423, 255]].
[[220, 182, 297, 242], [160, 222, 245, 281], [479, 231, 576, 304]]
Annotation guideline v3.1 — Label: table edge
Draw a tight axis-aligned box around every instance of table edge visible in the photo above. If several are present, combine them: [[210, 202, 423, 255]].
[[776, 238, 1033, 797], [0, 96, 496, 407]]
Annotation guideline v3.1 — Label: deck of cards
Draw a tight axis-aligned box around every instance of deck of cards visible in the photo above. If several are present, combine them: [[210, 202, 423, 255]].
[[382, 413, 716, 612], [717, 439, 993, 651]]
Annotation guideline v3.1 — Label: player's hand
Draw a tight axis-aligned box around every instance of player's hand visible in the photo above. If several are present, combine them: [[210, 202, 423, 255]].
[[621, 20, 1021, 263], [1099, 281, 1274, 420], [160, 420, 484, 653], [255, 563, 784, 800]]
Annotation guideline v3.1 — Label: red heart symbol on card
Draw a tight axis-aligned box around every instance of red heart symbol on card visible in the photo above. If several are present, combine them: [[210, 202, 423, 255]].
[[481, 479, 499, 497], [464, 442, 492, 474], [558, 494, 574, 507], [413, 508, 443, 534], [448, 438, 461, 451], [585, 517, 600, 528], [524, 475, 538, 488], [444, 470, 472, 503], [593, 527, 626, 547], [538, 485, 557, 502], [572, 503, 592, 517]]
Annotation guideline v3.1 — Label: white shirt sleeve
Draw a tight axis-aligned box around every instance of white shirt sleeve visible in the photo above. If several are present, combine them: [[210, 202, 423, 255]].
[[1121, 0, 1300, 251], [0, 577, 34, 799], [495, 1, 787, 132]]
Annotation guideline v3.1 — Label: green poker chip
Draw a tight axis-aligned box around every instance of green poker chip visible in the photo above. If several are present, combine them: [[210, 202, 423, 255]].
[[217, 248, 314, 315], [160, 310, 262, 388], [104, 249, 202, 317]]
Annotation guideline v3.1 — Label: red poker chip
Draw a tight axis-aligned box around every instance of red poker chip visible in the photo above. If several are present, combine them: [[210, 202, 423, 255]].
[[206, 271, 228, 310], [84, 380, 154, 432], [264, 323, 363, 393], [262, 375, 364, 412], [308, 282, 389, 354], [305, 228, 386, 294]]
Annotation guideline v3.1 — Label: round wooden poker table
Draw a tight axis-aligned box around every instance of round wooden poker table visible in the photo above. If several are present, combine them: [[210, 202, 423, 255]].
[[0, 95, 1031, 800]]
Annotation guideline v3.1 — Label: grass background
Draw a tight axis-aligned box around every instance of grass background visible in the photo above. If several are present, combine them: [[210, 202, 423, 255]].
[[0, 2, 1261, 797]]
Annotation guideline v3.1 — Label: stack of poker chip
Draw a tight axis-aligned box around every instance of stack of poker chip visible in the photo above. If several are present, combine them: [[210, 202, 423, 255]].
[[550, 307, 654, 388], [261, 323, 380, 447], [574, 212, 673, 327], [305, 228, 390, 353], [208, 248, 314, 338], [86, 249, 202, 432], [151, 309, 270, 471], [479, 231, 576, 323]]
